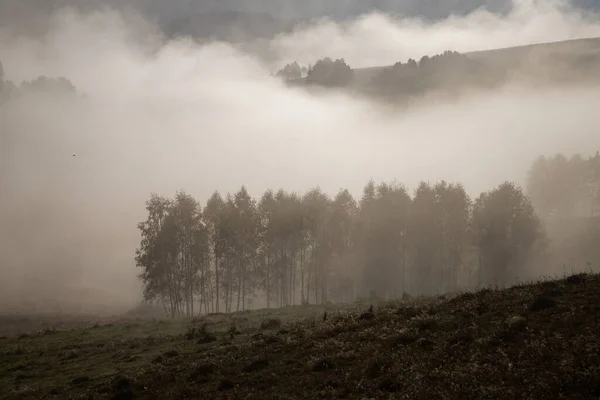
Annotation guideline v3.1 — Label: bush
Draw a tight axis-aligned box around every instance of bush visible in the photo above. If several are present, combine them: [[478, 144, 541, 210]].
[[185, 323, 217, 344]]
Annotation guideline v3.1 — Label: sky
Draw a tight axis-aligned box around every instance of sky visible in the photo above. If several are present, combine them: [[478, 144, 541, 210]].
[[0, 0, 599, 313]]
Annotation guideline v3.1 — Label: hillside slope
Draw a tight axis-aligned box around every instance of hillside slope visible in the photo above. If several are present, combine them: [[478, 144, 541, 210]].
[[1, 273, 599, 399], [289, 37, 600, 101], [352, 37, 600, 83]]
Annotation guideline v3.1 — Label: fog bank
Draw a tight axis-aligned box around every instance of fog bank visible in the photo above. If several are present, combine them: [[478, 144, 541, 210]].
[[1, 1, 599, 313]]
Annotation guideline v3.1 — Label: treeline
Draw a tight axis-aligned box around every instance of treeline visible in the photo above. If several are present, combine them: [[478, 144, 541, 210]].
[[526, 151, 600, 274], [368, 50, 496, 99], [136, 179, 547, 318], [276, 47, 600, 99], [0, 59, 78, 101], [275, 57, 354, 87], [527, 151, 600, 220], [276, 50, 498, 97]]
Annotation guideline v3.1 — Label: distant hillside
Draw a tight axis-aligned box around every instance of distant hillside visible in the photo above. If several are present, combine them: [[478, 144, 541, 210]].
[[284, 37, 600, 101], [353, 37, 600, 82]]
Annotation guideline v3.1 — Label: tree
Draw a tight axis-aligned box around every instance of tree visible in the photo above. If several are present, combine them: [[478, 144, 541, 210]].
[[409, 182, 439, 295], [276, 62, 303, 81], [171, 191, 205, 317], [357, 181, 411, 299], [203, 192, 225, 312], [306, 57, 354, 87], [135, 194, 174, 315], [526, 153, 595, 220], [472, 182, 547, 287], [257, 189, 277, 308], [302, 188, 331, 304], [219, 195, 237, 313], [526, 155, 552, 220], [587, 151, 600, 217], [434, 182, 471, 293], [135, 191, 207, 318], [326, 189, 358, 303], [21, 76, 77, 95], [232, 186, 259, 311]]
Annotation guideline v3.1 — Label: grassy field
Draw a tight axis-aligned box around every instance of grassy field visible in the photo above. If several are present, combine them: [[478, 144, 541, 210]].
[[1, 274, 600, 399]]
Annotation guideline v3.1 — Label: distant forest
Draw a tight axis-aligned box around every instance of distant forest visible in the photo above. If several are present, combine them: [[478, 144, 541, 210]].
[[135, 152, 600, 318], [277, 47, 600, 101], [3, 41, 600, 106], [0, 60, 78, 99]]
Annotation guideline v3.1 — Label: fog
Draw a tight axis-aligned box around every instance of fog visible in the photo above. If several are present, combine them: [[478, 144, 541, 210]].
[[270, 0, 600, 67], [1, 0, 599, 314]]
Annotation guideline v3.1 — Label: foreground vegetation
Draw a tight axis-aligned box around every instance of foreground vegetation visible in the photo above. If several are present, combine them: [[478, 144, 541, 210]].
[[1, 273, 599, 399]]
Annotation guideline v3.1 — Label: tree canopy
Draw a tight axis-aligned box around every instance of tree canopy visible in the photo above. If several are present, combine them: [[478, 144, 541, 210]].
[[305, 57, 354, 87], [136, 177, 549, 317]]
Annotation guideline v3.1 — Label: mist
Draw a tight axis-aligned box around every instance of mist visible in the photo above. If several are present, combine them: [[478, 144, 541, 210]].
[[270, 0, 600, 67], [1, 0, 599, 314]]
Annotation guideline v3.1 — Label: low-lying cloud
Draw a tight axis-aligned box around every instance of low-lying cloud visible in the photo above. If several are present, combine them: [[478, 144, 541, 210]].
[[270, 0, 600, 67], [0, 0, 599, 313]]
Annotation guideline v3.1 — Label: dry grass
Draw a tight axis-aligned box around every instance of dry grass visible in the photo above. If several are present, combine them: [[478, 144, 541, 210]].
[[1, 273, 600, 399]]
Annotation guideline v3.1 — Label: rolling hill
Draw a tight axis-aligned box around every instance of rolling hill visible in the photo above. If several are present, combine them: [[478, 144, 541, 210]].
[[285, 36, 600, 102], [1, 273, 599, 399]]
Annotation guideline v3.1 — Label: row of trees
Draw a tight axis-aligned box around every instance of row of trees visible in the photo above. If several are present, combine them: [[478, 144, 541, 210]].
[[527, 151, 600, 221], [275, 58, 354, 87], [275, 51, 497, 96], [136, 179, 547, 318], [369, 50, 495, 97], [0, 59, 78, 101], [305, 57, 354, 87], [276, 47, 600, 99], [274, 61, 306, 81], [526, 151, 600, 275]]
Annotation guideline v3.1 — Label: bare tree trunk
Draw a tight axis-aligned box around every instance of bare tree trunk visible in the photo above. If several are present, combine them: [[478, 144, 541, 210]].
[[280, 246, 285, 307], [314, 259, 319, 305], [228, 262, 233, 313], [215, 256, 220, 312], [321, 261, 326, 305], [201, 266, 206, 316], [292, 251, 296, 305], [236, 256, 242, 312], [242, 260, 246, 311], [592, 187, 597, 217], [160, 295, 169, 317], [288, 248, 296, 305], [306, 265, 312, 306], [300, 245, 305, 304], [266, 251, 271, 308]]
